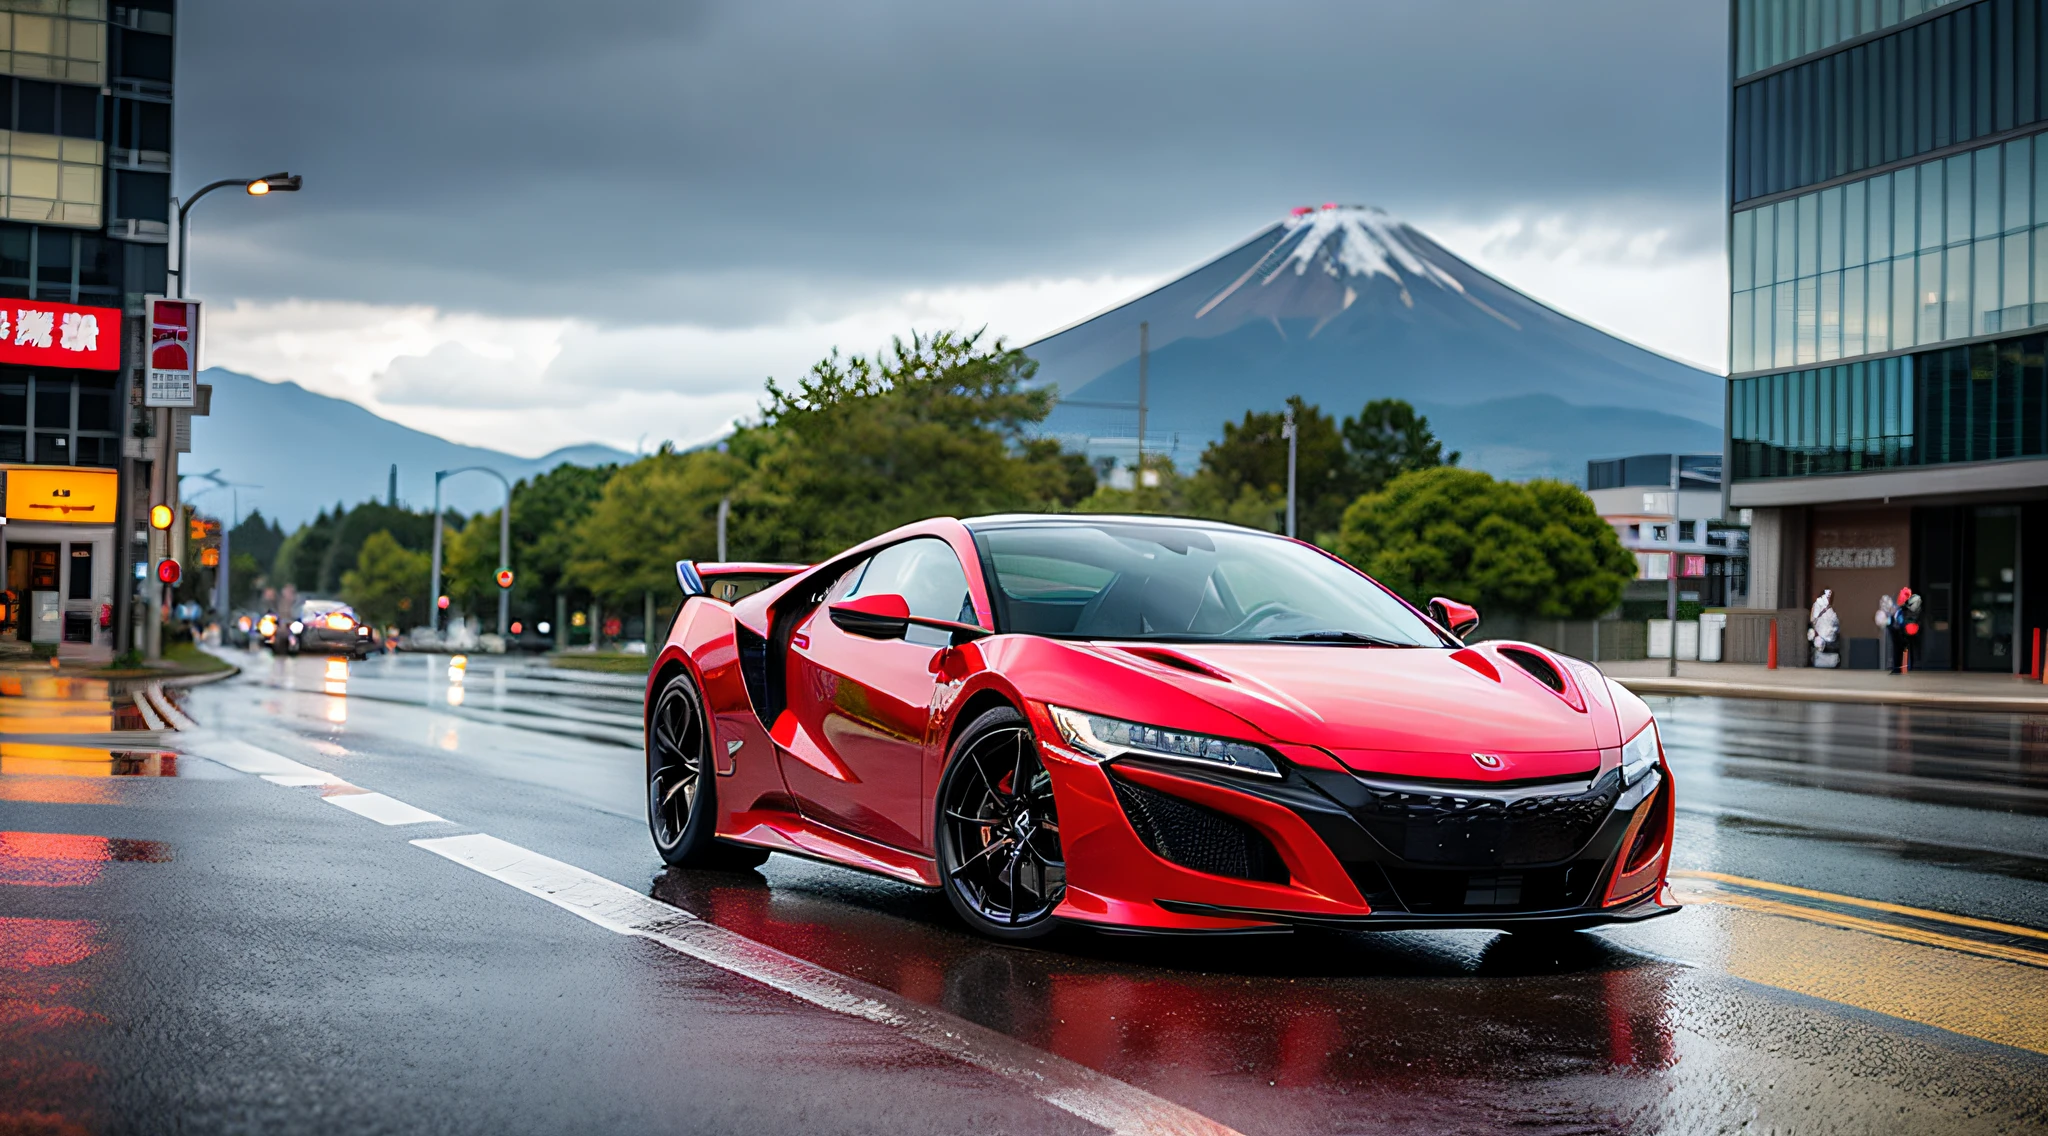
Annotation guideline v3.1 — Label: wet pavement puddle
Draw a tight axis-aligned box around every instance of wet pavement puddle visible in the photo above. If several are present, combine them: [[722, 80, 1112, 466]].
[[0, 832, 172, 888]]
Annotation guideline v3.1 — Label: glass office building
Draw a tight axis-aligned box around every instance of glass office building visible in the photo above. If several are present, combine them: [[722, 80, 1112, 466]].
[[1729, 0, 2048, 672], [0, 0, 171, 661]]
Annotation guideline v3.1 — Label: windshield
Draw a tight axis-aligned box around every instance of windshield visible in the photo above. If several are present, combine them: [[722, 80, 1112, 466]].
[[299, 600, 352, 617], [973, 521, 1447, 646]]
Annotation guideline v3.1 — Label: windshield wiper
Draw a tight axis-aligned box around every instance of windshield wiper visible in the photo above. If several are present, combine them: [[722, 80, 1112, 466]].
[[1262, 631, 1419, 647]]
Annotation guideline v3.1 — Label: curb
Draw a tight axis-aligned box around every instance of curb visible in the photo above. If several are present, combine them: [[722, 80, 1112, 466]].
[[1614, 676, 2048, 715]]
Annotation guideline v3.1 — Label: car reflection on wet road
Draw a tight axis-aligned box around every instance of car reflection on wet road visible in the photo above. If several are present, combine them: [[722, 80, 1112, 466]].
[[2, 649, 2045, 1134]]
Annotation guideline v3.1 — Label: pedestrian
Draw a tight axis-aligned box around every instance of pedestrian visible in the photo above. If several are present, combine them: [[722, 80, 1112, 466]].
[[1809, 589, 1840, 668], [1887, 587, 1922, 674], [1875, 594, 1896, 672]]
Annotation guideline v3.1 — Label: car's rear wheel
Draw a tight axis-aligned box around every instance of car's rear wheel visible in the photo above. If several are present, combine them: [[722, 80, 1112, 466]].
[[936, 706, 1065, 941], [647, 668, 768, 869]]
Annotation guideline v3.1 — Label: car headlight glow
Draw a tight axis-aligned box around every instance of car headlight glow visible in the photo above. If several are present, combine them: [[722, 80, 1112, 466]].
[[1621, 721, 1662, 785], [1047, 705, 1280, 777], [325, 613, 354, 631], [288, 620, 304, 634]]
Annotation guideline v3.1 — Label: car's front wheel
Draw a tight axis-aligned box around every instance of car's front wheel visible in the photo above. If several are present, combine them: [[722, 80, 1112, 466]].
[[647, 668, 768, 869], [936, 706, 1066, 941]]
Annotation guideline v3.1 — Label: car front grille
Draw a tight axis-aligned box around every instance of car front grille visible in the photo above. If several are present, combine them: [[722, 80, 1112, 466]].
[[1111, 777, 1289, 885], [1350, 772, 1620, 868], [1381, 861, 1605, 914]]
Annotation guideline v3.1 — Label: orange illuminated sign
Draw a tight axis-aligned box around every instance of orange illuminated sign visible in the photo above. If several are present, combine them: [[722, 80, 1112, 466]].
[[4, 466, 117, 524]]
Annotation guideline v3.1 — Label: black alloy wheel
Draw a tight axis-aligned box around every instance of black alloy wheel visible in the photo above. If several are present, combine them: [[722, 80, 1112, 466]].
[[936, 706, 1066, 941], [647, 669, 767, 869]]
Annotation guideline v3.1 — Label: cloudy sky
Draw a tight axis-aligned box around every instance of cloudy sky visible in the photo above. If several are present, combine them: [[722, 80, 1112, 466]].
[[180, 0, 1730, 458]]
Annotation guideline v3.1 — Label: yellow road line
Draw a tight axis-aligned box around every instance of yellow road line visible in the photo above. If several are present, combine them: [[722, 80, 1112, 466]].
[[1683, 884, 2048, 970], [1672, 868, 2048, 943], [1705, 902, 2048, 1056]]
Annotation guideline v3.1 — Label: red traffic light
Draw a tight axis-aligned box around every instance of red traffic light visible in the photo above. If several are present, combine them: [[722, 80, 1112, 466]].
[[495, 569, 514, 589], [437, 595, 450, 610], [156, 559, 180, 585]]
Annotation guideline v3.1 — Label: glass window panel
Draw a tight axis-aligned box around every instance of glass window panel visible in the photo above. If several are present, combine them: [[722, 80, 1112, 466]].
[[1974, 235, 2000, 334], [1921, 161, 1945, 250], [2034, 134, 2048, 230], [1756, 205, 1777, 286], [1975, 146, 2001, 240], [1895, 167, 1918, 252], [1845, 178, 1867, 267], [1892, 254, 1916, 347], [1798, 275, 1820, 362], [2006, 136, 2033, 232], [1869, 260, 1891, 351], [1946, 154, 1971, 245], [1733, 293, 1755, 373], [1945, 242, 1971, 339], [1779, 199, 1800, 281], [1821, 186, 1844, 271], [1799, 193, 1821, 276], [1845, 264, 1867, 356], [1870, 172, 1893, 259], [1756, 287, 1775, 370], [1734, 210, 1755, 291], [1919, 249, 1944, 342], [2035, 224, 2048, 319], [1777, 281, 1799, 366], [1821, 270, 1843, 359], [1738, 0, 1755, 74], [2005, 229, 2031, 321]]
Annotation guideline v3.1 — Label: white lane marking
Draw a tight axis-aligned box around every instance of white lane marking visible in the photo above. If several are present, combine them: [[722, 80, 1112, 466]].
[[323, 790, 446, 826], [130, 691, 167, 732], [262, 773, 350, 788], [413, 833, 1240, 1136], [184, 736, 336, 779]]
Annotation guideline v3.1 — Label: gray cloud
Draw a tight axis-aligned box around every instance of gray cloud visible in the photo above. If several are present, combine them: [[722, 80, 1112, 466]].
[[178, 1, 1729, 325]]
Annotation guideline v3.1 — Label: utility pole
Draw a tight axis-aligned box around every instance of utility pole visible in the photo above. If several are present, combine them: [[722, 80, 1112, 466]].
[[1283, 402, 1298, 539], [429, 466, 513, 638], [716, 495, 730, 561], [1667, 452, 1680, 678], [1135, 322, 1149, 490]]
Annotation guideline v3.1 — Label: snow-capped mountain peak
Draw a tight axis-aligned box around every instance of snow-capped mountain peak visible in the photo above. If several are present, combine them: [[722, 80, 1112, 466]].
[[1197, 204, 1494, 324]]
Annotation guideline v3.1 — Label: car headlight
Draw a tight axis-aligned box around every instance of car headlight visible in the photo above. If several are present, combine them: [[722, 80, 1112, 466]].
[[1621, 721, 1662, 785], [288, 620, 304, 634], [1047, 705, 1280, 777]]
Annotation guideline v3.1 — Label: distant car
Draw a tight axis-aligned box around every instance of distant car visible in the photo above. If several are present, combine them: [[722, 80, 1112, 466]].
[[648, 518, 1677, 942], [277, 598, 375, 658]]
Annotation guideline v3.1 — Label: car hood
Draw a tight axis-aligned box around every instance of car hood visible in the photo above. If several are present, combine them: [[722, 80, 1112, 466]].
[[1092, 641, 1620, 784]]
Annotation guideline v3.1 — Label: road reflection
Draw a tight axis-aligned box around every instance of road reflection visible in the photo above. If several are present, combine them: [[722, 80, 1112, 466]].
[[652, 865, 1677, 1132]]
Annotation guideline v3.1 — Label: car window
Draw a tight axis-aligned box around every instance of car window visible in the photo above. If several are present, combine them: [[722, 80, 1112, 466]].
[[844, 537, 973, 648]]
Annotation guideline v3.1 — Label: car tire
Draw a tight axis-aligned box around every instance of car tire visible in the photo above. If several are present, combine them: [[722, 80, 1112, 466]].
[[935, 705, 1066, 942], [647, 667, 769, 870]]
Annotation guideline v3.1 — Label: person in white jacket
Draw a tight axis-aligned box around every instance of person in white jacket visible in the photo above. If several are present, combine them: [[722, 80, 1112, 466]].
[[1808, 589, 1840, 668]]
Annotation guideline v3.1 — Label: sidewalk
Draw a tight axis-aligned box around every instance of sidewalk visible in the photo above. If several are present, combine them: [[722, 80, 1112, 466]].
[[1599, 658, 2048, 714]]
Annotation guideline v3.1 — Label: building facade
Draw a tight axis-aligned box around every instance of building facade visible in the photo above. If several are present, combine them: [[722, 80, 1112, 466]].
[[0, 0, 171, 661], [1729, 0, 2048, 672], [1587, 454, 1750, 609]]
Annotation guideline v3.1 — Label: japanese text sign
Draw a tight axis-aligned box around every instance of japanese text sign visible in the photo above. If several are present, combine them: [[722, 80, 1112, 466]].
[[0, 299, 119, 372], [146, 296, 201, 407]]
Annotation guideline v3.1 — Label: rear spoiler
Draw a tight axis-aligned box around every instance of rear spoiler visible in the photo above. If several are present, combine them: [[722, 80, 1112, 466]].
[[675, 560, 807, 604]]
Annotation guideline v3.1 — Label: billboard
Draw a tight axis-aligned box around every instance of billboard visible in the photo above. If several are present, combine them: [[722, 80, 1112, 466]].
[[0, 299, 120, 371], [146, 296, 201, 407], [2, 466, 119, 524]]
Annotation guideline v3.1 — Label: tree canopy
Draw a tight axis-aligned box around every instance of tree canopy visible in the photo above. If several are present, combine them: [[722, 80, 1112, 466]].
[[1333, 466, 1634, 620], [341, 531, 431, 628]]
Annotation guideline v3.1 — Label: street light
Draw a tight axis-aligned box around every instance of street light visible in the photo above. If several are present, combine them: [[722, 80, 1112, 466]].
[[172, 171, 302, 298], [428, 467, 514, 641]]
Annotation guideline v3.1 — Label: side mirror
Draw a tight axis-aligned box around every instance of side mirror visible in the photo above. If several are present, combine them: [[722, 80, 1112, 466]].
[[1428, 596, 1481, 639], [828, 593, 911, 640]]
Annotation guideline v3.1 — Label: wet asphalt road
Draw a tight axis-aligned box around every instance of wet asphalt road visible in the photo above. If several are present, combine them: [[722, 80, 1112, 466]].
[[3, 650, 2047, 1135]]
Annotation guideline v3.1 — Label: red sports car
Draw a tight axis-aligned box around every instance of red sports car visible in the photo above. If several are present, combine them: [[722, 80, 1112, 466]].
[[647, 515, 1677, 941]]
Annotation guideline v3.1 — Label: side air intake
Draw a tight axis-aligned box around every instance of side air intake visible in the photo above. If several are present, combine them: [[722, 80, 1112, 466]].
[[1111, 778, 1288, 884]]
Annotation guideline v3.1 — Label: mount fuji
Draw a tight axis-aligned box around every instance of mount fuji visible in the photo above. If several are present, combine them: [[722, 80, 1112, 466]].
[[1025, 205, 1721, 483]]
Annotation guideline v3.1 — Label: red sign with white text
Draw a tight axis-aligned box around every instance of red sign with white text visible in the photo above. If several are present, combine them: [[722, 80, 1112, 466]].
[[0, 299, 120, 371], [145, 296, 200, 406]]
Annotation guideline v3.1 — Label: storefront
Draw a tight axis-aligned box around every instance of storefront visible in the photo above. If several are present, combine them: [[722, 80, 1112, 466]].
[[1, 464, 118, 661]]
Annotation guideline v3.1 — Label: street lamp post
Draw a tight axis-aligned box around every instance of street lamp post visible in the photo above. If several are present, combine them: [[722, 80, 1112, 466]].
[[138, 172, 302, 660], [429, 467, 514, 641]]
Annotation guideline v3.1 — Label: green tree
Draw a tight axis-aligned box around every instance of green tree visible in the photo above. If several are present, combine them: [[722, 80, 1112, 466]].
[[1195, 397, 1352, 537], [563, 445, 747, 606], [1334, 466, 1634, 620], [315, 501, 440, 594], [729, 329, 1092, 560], [341, 530, 431, 629], [272, 503, 342, 591], [1342, 399, 1458, 495]]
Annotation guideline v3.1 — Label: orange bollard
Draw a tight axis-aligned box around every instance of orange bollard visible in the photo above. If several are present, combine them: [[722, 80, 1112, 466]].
[[1767, 619, 1778, 670]]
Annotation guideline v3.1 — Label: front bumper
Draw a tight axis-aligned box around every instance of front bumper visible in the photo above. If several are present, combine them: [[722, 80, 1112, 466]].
[[1030, 705, 1676, 934], [298, 628, 370, 653]]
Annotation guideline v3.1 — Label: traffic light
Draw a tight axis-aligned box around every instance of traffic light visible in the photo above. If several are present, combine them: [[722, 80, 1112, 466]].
[[149, 504, 174, 530], [495, 568, 514, 589], [157, 560, 180, 585], [199, 547, 220, 567], [437, 595, 450, 610]]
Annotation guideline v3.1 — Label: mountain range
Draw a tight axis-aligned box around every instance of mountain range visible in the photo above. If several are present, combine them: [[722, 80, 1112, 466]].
[[1024, 205, 1722, 482], [188, 368, 633, 527]]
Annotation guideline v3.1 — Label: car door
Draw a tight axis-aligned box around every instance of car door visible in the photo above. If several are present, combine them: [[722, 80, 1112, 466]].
[[780, 537, 974, 852]]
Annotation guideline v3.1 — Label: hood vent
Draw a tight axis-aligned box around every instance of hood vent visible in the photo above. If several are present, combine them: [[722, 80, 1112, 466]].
[[1118, 647, 1230, 682], [1498, 647, 1565, 694]]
